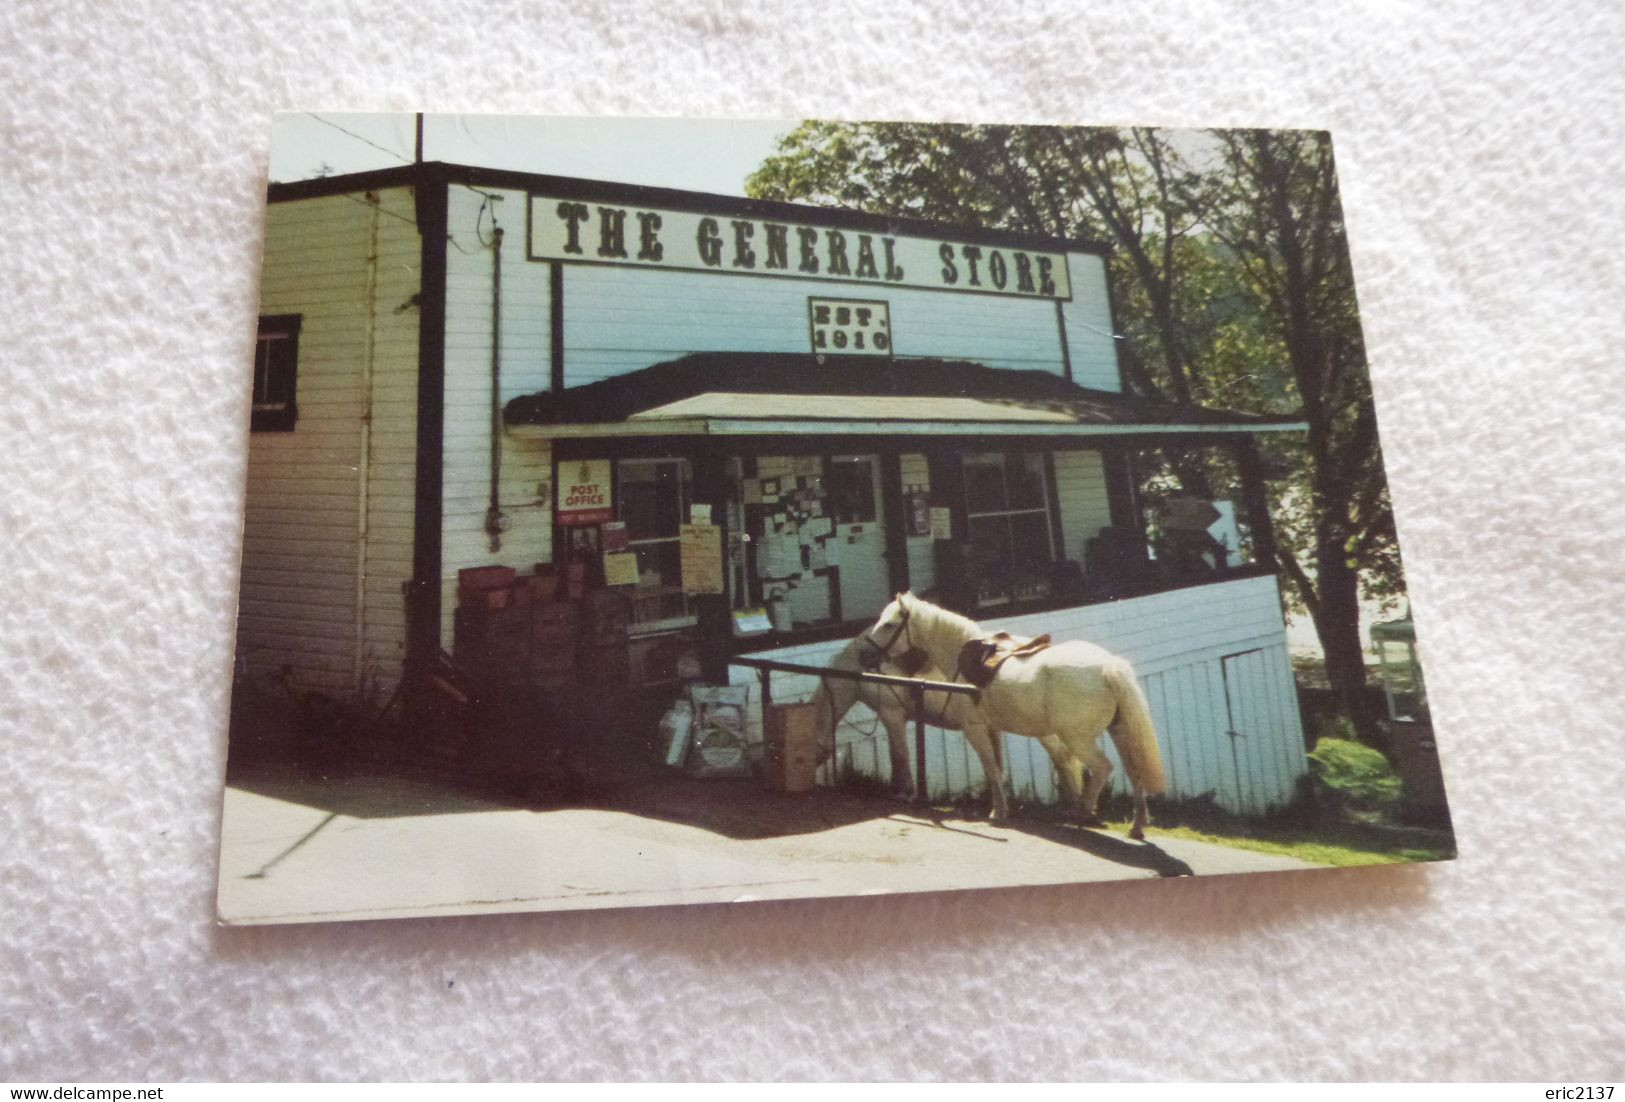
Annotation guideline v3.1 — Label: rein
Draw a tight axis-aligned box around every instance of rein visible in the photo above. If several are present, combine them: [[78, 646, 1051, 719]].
[[858, 601, 916, 671], [805, 598, 975, 741], [856, 598, 959, 722]]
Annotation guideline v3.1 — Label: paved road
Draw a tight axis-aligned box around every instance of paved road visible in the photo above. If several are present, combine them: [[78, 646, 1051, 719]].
[[216, 770, 1322, 926]]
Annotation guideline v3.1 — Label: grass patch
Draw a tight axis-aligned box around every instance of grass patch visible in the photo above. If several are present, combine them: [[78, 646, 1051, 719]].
[[830, 718, 1457, 867], [1131, 819, 1455, 867], [1083, 770, 1456, 867]]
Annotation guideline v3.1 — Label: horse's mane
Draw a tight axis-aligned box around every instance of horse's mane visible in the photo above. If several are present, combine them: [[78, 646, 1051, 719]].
[[902, 593, 980, 645]]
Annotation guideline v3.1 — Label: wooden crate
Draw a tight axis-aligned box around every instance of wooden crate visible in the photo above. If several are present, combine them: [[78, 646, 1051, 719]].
[[582, 589, 631, 649], [577, 642, 631, 685], [457, 565, 517, 608], [763, 702, 823, 794], [531, 601, 580, 673], [453, 605, 532, 684]]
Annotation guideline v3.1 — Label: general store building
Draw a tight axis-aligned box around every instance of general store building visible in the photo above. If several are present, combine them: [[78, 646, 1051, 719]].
[[241, 161, 1311, 814]]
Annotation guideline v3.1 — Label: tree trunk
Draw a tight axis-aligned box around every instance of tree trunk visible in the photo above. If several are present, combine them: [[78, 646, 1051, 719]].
[[1313, 535, 1377, 743]]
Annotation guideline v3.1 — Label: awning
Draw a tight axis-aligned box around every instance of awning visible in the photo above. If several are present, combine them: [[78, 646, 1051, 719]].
[[504, 353, 1307, 439]]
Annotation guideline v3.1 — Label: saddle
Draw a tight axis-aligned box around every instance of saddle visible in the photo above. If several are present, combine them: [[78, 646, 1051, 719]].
[[956, 631, 1052, 688]]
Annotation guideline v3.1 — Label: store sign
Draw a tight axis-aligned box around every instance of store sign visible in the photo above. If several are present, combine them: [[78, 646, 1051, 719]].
[[809, 297, 890, 355], [529, 195, 1072, 300], [557, 459, 612, 526]]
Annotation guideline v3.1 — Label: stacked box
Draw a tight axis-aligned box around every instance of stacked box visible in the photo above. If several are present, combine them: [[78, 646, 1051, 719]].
[[578, 643, 631, 686], [453, 604, 532, 687], [764, 702, 823, 793], [531, 602, 579, 676], [582, 589, 631, 649]]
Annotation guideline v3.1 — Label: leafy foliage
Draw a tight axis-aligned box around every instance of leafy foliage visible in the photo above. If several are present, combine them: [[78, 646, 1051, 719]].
[[748, 123, 1405, 729], [1307, 735, 1403, 811]]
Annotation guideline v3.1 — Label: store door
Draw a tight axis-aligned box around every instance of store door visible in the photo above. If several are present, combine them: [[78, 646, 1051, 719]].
[[828, 455, 889, 622]]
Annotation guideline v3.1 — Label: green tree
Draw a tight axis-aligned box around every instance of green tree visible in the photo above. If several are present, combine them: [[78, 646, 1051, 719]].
[[748, 122, 1401, 734], [749, 124, 1209, 406], [1180, 130, 1399, 731]]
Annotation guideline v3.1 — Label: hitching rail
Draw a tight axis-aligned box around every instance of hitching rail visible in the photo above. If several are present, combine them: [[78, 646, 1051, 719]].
[[730, 655, 980, 805]]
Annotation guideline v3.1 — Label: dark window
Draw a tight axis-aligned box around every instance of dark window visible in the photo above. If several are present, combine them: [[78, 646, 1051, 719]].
[[616, 458, 695, 630], [1130, 446, 1257, 581], [251, 315, 301, 431], [825, 456, 878, 524], [963, 451, 1057, 607]]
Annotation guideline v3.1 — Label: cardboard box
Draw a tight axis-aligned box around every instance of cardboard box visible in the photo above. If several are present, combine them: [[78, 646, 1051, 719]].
[[764, 702, 823, 793]]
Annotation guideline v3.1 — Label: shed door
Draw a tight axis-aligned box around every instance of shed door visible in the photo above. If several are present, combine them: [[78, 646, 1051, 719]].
[[828, 455, 889, 622], [1220, 647, 1300, 815]]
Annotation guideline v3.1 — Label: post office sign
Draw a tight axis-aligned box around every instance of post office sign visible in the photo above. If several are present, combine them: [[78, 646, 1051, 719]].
[[557, 459, 613, 526]]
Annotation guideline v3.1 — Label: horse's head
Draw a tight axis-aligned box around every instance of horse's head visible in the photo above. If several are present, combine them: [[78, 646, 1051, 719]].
[[858, 593, 928, 674]]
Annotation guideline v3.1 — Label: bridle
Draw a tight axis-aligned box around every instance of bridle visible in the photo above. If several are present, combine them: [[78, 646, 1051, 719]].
[[859, 600, 926, 674]]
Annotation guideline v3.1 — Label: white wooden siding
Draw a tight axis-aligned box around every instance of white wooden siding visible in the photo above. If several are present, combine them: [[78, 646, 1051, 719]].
[[239, 187, 421, 699], [356, 189, 423, 698], [1051, 449, 1113, 564], [728, 574, 1307, 817], [1059, 254, 1120, 392], [439, 186, 558, 644], [551, 249, 1115, 387]]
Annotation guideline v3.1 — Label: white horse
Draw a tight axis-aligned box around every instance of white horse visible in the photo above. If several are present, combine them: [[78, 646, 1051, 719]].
[[847, 592, 1168, 840]]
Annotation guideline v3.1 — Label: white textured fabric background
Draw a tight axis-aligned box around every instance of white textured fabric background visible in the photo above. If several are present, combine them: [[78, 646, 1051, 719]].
[[3, 0, 1623, 1082]]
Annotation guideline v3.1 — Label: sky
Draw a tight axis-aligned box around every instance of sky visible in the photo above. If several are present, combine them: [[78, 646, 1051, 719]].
[[269, 113, 797, 197]]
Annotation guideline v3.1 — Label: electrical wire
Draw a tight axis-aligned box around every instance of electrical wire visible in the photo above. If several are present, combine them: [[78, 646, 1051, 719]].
[[475, 194, 497, 247], [304, 112, 413, 165], [304, 113, 507, 225], [1072, 316, 1126, 340], [337, 191, 417, 227]]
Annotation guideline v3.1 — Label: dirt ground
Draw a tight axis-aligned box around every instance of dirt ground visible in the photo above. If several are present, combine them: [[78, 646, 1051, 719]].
[[215, 761, 1324, 926]]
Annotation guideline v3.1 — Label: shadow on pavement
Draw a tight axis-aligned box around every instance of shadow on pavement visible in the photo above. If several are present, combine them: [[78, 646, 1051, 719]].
[[588, 778, 1199, 881], [1001, 819, 1196, 877], [228, 763, 521, 820], [228, 756, 1200, 880], [583, 775, 908, 840]]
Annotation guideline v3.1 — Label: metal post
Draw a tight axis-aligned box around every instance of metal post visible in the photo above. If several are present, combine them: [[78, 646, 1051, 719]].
[[911, 682, 928, 806], [757, 666, 772, 711]]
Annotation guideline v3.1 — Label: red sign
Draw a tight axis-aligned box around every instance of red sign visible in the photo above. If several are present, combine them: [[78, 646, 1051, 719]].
[[558, 459, 613, 526]]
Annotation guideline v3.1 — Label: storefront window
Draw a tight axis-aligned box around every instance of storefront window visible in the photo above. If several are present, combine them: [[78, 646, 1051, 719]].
[[964, 451, 1056, 607], [617, 458, 694, 630], [1131, 446, 1257, 583], [825, 457, 877, 524]]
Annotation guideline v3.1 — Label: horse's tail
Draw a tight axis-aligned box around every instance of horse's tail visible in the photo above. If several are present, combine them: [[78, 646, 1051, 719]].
[[1103, 658, 1166, 795]]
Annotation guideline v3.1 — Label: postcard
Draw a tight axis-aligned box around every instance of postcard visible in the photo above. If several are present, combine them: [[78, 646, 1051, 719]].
[[218, 113, 1453, 925]]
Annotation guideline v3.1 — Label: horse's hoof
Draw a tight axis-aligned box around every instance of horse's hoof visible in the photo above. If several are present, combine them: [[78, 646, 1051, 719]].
[[1079, 815, 1107, 830], [1128, 827, 1146, 841]]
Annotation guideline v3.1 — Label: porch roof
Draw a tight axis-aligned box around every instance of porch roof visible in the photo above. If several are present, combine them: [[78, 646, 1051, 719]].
[[503, 353, 1307, 439]]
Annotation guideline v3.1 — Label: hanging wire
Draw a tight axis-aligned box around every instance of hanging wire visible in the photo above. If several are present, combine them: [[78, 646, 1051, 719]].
[[304, 112, 412, 164], [337, 192, 416, 227], [475, 194, 498, 247], [1072, 317, 1126, 340], [303, 113, 508, 238]]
